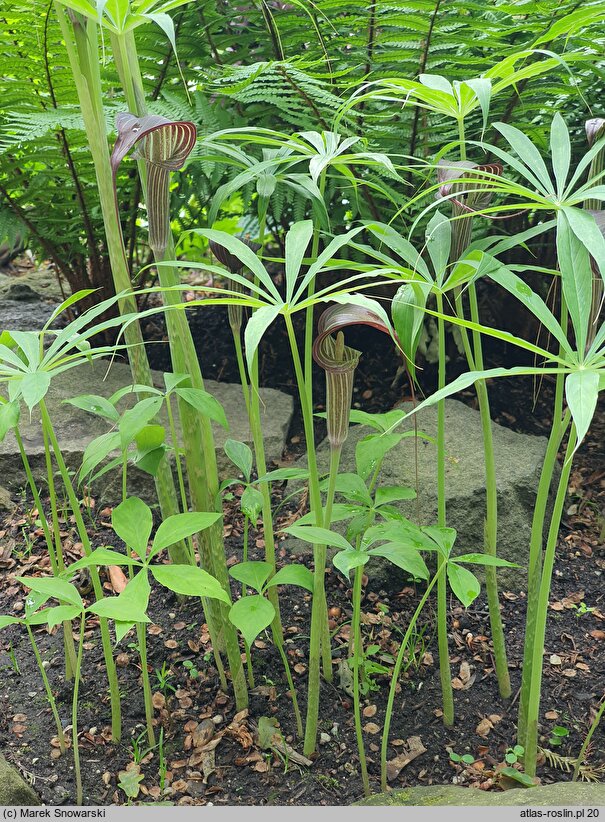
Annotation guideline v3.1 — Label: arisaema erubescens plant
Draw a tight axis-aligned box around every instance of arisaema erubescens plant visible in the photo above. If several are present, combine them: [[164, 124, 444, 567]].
[[0, 288, 155, 741], [63, 495, 229, 747], [52, 2, 197, 584], [160, 222, 406, 753], [385, 110, 605, 774], [13, 571, 151, 804]]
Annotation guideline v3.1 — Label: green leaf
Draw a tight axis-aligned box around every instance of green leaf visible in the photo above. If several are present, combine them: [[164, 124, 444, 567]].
[[564, 206, 605, 288], [499, 767, 536, 788], [333, 548, 369, 579], [67, 548, 144, 572], [0, 400, 19, 443], [0, 615, 21, 629], [163, 372, 189, 394], [256, 467, 310, 483], [118, 397, 164, 451], [175, 388, 228, 430], [80, 431, 121, 481], [349, 408, 407, 433], [229, 595, 275, 647], [151, 565, 231, 604], [151, 512, 221, 556], [284, 524, 352, 551], [284, 220, 314, 302], [18, 576, 83, 610], [241, 485, 263, 523], [454, 553, 519, 568], [375, 486, 416, 506], [20, 372, 51, 412], [224, 439, 253, 482], [134, 425, 165, 451], [550, 113, 570, 198], [244, 304, 282, 371], [556, 210, 592, 355], [426, 211, 451, 285], [115, 621, 135, 644], [266, 564, 314, 592], [45, 605, 81, 629], [112, 497, 153, 559], [229, 561, 272, 594], [392, 281, 431, 380], [368, 543, 429, 579], [132, 445, 167, 477], [493, 122, 552, 194], [355, 432, 403, 482], [322, 473, 372, 506], [486, 260, 573, 357], [447, 563, 480, 607], [422, 526, 457, 557], [89, 571, 151, 623], [565, 370, 600, 451], [65, 394, 119, 422]]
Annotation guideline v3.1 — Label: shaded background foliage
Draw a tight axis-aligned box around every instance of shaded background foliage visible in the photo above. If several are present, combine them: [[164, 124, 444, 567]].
[[0, 0, 603, 298]]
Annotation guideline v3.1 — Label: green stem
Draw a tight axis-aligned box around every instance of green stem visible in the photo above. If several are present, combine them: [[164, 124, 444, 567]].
[[40, 401, 122, 742], [285, 314, 327, 756], [17, 431, 78, 680], [54, 6, 189, 567], [72, 615, 86, 805], [27, 625, 66, 754], [467, 284, 511, 698], [524, 425, 577, 777], [275, 627, 303, 737], [166, 395, 228, 692], [381, 564, 442, 791], [517, 410, 571, 749], [435, 292, 453, 727], [352, 565, 370, 796], [304, 170, 327, 401], [320, 447, 343, 683], [245, 644, 255, 689], [137, 622, 156, 747], [518, 302, 569, 748], [573, 693, 605, 782], [112, 26, 247, 705]]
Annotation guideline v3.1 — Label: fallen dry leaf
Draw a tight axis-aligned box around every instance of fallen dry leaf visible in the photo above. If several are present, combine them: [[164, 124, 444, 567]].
[[476, 718, 493, 738], [452, 661, 475, 690], [545, 710, 559, 720], [386, 736, 426, 782], [363, 722, 380, 735], [151, 692, 165, 710], [192, 719, 215, 749], [549, 654, 562, 666], [108, 566, 127, 593], [363, 705, 377, 718], [590, 630, 605, 641]]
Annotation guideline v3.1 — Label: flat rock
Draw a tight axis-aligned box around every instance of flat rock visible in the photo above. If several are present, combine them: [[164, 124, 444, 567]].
[[290, 399, 556, 591], [0, 755, 40, 805], [358, 783, 605, 806], [0, 360, 293, 503]]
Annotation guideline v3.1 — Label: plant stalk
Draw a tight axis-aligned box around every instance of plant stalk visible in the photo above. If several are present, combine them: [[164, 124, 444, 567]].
[[435, 291, 453, 727], [523, 424, 577, 777]]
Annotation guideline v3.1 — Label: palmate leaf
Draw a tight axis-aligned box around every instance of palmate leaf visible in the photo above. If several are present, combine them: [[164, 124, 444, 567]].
[[565, 371, 600, 453]]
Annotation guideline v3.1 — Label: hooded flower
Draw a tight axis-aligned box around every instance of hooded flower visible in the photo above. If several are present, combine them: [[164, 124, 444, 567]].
[[313, 303, 392, 449], [209, 237, 261, 332], [111, 113, 197, 257]]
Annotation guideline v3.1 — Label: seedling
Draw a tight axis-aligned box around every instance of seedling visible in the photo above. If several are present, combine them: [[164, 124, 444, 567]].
[[549, 726, 570, 748], [449, 750, 475, 765]]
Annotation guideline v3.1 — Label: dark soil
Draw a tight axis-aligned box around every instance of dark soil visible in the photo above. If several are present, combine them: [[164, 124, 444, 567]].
[[0, 279, 603, 805]]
